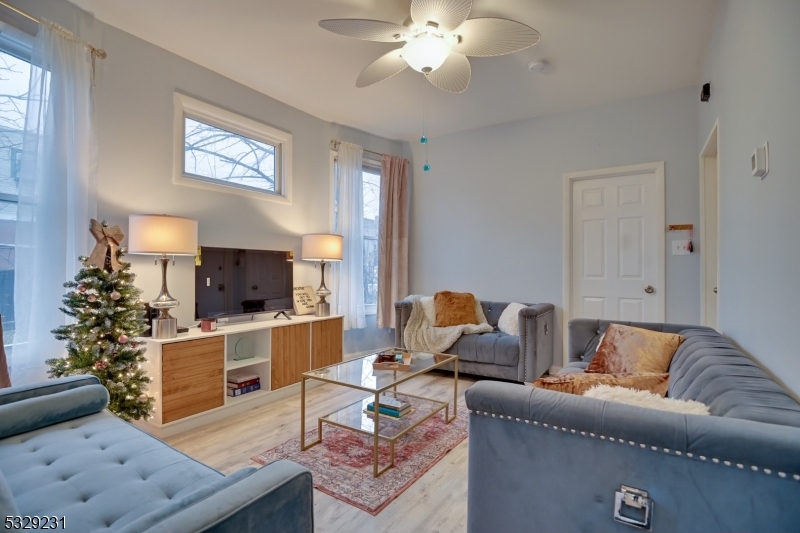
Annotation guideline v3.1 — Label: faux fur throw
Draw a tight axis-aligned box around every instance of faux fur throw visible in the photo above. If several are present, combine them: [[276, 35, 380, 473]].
[[584, 384, 710, 415], [403, 294, 494, 353]]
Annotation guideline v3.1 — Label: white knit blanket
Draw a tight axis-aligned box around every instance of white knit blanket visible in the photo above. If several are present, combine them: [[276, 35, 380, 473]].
[[402, 294, 494, 353]]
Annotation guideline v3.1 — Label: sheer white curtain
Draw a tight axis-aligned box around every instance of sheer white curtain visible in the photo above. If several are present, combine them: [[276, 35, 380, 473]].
[[331, 142, 366, 330], [12, 22, 98, 384]]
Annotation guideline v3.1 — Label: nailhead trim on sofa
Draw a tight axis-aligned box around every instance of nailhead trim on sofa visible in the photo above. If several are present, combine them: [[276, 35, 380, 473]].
[[468, 409, 800, 481]]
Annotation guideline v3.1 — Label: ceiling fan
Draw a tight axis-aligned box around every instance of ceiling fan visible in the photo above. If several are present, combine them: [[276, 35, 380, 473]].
[[319, 0, 541, 93]]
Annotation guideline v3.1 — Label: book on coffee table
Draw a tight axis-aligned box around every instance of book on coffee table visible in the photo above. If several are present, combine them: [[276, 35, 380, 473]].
[[366, 402, 413, 418], [364, 404, 416, 419]]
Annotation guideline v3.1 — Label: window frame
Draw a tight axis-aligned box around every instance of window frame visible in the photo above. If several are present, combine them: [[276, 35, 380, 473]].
[[0, 28, 33, 352], [173, 93, 293, 204], [361, 158, 381, 316], [329, 152, 382, 316]]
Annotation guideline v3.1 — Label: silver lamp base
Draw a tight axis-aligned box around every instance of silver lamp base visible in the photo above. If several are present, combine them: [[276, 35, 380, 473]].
[[315, 301, 330, 317], [152, 317, 178, 339], [150, 254, 180, 339]]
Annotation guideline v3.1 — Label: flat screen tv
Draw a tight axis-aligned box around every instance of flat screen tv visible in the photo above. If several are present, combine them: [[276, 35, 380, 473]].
[[195, 246, 293, 319]]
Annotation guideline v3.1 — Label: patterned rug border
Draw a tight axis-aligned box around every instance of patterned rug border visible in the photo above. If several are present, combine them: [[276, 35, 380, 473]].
[[251, 414, 467, 516]]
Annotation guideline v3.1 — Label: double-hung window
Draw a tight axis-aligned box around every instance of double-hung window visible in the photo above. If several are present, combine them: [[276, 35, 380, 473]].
[[331, 154, 382, 316], [174, 93, 293, 204], [361, 161, 381, 315], [0, 34, 32, 351]]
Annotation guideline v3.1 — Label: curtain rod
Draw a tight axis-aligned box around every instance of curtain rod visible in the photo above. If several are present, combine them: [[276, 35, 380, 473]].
[[330, 139, 383, 159], [0, 0, 107, 59]]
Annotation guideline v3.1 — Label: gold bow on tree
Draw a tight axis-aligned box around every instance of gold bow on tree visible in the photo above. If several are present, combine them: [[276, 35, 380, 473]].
[[88, 218, 125, 272]]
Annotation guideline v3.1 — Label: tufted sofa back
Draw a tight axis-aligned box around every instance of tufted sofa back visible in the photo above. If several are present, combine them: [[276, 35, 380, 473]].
[[568, 319, 800, 428]]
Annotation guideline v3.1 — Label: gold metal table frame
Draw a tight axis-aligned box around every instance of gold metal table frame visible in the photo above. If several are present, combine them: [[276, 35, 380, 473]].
[[300, 350, 458, 477]]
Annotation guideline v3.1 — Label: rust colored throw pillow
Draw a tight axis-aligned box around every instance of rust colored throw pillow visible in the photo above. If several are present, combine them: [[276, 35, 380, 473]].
[[434, 291, 478, 327], [587, 324, 685, 374], [532, 372, 670, 397]]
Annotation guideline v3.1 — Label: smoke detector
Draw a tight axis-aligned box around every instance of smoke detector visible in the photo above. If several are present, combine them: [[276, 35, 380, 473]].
[[528, 60, 547, 73]]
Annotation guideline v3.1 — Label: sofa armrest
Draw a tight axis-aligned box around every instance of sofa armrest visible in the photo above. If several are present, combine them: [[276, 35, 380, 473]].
[[395, 298, 413, 348], [517, 303, 554, 382], [136, 460, 313, 533], [465, 381, 800, 533], [0, 375, 102, 406], [0, 383, 109, 439]]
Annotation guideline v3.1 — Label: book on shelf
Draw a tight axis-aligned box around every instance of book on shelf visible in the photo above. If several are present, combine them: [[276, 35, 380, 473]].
[[376, 396, 411, 411], [227, 382, 261, 397], [227, 377, 260, 389], [366, 402, 412, 418], [227, 373, 259, 385]]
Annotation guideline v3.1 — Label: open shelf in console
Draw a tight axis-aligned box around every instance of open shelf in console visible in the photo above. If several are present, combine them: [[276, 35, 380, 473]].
[[225, 328, 270, 398]]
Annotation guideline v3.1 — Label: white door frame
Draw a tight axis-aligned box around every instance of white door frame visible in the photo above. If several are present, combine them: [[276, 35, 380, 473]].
[[562, 162, 666, 363], [699, 120, 720, 327]]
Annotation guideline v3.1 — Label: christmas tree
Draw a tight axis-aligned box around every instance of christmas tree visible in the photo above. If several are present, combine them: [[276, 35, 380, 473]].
[[47, 219, 154, 421]]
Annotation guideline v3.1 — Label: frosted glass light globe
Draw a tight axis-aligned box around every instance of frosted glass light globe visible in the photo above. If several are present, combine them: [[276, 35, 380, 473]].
[[401, 34, 451, 73]]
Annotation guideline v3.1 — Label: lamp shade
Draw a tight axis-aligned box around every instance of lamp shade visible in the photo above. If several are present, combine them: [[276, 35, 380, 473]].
[[128, 214, 198, 255], [301, 233, 343, 262]]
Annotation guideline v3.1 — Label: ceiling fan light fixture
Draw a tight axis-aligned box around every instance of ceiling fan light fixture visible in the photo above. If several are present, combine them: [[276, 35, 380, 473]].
[[401, 33, 451, 73]]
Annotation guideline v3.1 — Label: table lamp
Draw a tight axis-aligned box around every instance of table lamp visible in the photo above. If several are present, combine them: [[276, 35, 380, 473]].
[[128, 215, 198, 339], [301, 233, 343, 317]]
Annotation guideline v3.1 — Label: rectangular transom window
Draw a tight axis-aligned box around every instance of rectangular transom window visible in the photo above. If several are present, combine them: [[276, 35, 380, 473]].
[[174, 93, 292, 203]]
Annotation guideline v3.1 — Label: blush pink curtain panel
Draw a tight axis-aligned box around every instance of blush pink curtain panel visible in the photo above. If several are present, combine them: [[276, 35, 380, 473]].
[[376, 155, 409, 329]]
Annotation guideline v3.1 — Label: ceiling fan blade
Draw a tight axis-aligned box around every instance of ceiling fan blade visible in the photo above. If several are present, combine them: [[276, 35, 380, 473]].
[[319, 19, 410, 42], [356, 48, 409, 88], [410, 0, 472, 32], [426, 53, 471, 93], [451, 18, 541, 57]]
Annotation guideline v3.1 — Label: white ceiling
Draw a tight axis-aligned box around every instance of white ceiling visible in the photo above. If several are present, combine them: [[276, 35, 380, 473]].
[[68, 0, 718, 141]]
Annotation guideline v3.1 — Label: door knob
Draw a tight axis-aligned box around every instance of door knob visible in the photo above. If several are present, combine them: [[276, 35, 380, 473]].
[[644, 285, 655, 294], [252, 285, 258, 290]]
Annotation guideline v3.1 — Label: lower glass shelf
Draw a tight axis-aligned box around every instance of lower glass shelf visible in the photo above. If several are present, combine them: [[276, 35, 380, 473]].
[[320, 392, 448, 440]]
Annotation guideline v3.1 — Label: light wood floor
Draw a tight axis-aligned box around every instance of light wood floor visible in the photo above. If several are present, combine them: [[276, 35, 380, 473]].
[[165, 371, 478, 533]]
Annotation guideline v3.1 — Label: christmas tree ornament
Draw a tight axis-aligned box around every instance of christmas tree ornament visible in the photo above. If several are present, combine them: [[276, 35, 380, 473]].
[[48, 219, 153, 422], [88, 218, 125, 272]]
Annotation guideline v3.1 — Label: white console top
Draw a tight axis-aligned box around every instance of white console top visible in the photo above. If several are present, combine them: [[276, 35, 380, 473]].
[[142, 314, 343, 345]]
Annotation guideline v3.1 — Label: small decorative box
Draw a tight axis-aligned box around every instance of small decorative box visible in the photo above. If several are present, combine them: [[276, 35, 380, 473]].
[[200, 318, 217, 332], [372, 350, 412, 371]]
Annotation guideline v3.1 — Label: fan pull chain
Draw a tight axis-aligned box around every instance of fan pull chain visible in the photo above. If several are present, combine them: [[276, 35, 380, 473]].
[[421, 74, 430, 172]]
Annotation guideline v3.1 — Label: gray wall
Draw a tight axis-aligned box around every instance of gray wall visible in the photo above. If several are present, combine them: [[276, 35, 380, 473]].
[[410, 86, 701, 364], [698, 0, 800, 395], [10, 0, 402, 355]]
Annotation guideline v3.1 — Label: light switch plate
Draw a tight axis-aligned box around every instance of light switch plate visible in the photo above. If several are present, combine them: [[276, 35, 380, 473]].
[[672, 240, 691, 255]]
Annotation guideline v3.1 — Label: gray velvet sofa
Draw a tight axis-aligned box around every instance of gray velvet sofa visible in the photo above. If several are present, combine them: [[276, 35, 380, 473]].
[[395, 299, 555, 383], [0, 376, 313, 533], [465, 319, 800, 533]]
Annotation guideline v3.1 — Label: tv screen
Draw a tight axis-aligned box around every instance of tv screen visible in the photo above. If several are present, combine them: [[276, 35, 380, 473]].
[[195, 247, 293, 319]]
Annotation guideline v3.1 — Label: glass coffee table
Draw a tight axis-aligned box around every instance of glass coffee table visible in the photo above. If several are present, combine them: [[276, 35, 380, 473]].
[[300, 350, 458, 477]]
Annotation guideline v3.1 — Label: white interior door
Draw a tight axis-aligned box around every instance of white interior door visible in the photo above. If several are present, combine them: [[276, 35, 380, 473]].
[[568, 164, 665, 322]]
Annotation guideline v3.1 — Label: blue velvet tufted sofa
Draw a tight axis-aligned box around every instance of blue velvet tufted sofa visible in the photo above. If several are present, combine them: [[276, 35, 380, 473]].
[[395, 299, 555, 383], [465, 319, 800, 533], [0, 376, 313, 533]]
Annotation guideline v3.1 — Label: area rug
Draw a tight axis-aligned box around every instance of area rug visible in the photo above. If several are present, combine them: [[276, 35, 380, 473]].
[[251, 409, 468, 515]]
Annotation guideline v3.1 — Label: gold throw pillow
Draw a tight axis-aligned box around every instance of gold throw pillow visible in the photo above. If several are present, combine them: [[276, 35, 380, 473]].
[[532, 372, 670, 397], [587, 324, 685, 374], [434, 291, 478, 327]]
